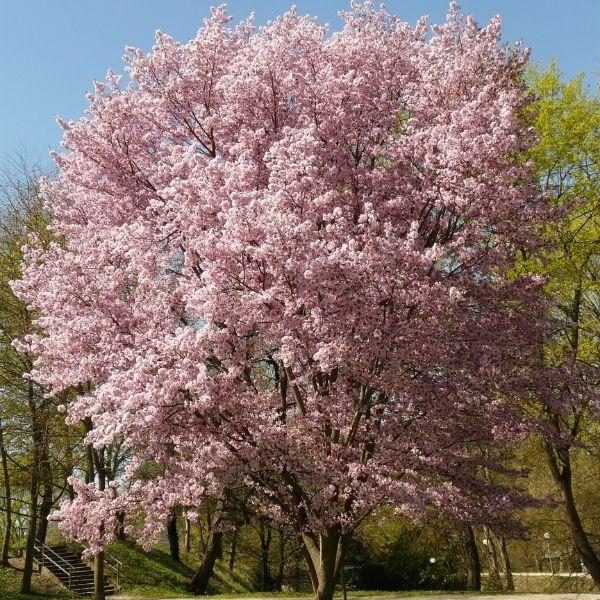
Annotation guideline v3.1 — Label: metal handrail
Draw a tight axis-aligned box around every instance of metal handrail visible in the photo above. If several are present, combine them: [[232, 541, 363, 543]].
[[73, 540, 123, 589], [34, 539, 74, 590], [102, 552, 122, 588]]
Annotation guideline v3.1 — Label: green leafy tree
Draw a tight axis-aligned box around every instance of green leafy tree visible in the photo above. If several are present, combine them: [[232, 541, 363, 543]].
[[0, 159, 47, 592], [0, 158, 83, 592], [525, 63, 600, 584], [347, 514, 467, 591]]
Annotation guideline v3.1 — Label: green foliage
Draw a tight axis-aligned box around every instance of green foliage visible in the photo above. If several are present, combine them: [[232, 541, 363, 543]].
[[509, 61, 600, 582], [523, 62, 600, 370], [347, 516, 466, 591]]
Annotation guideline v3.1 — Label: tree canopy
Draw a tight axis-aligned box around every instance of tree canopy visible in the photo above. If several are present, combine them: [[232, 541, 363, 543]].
[[13, 5, 553, 600]]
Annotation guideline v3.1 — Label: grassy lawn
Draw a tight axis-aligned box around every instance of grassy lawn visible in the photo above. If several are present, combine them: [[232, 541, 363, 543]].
[[0, 560, 76, 599], [211, 592, 478, 599], [1, 539, 259, 600], [103, 541, 196, 598], [101, 540, 258, 597], [3, 544, 597, 600]]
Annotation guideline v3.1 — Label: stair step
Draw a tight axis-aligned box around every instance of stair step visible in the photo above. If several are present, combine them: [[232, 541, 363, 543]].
[[34, 545, 117, 597]]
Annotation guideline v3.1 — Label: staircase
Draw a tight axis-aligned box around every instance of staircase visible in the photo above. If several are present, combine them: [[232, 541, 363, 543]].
[[33, 541, 117, 596]]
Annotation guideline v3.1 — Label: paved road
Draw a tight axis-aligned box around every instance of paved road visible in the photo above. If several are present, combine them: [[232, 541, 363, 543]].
[[113, 594, 600, 600]]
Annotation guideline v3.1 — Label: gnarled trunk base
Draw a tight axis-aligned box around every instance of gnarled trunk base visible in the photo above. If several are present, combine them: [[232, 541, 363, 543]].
[[545, 442, 600, 586], [301, 529, 348, 600], [461, 524, 481, 591], [189, 529, 223, 595]]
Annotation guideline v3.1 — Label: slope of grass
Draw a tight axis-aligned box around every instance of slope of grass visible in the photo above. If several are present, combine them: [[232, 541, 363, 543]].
[[207, 557, 260, 594], [103, 540, 258, 597], [102, 540, 196, 598], [2, 539, 259, 600], [1, 561, 76, 600]]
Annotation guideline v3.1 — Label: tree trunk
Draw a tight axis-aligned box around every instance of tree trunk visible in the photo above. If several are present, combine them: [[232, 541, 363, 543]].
[[185, 518, 191, 554], [35, 443, 53, 546], [95, 550, 105, 600], [545, 441, 600, 586], [85, 444, 95, 484], [301, 529, 348, 600], [482, 526, 502, 591], [275, 524, 285, 591], [228, 529, 237, 571], [259, 518, 272, 591], [497, 532, 514, 591], [0, 422, 12, 566], [189, 529, 223, 594], [167, 511, 180, 562], [116, 511, 127, 541], [34, 419, 53, 546], [461, 524, 480, 591], [92, 443, 106, 600], [35, 486, 53, 546], [189, 502, 224, 594], [64, 425, 76, 501], [21, 382, 41, 594], [301, 539, 319, 594]]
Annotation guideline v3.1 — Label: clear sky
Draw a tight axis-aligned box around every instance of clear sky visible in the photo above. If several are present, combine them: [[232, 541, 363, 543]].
[[1, 0, 598, 166]]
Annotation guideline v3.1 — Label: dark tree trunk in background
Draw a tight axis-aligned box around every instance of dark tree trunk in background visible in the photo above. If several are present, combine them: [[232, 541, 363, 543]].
[[274, 524, 285, 592], [259, 518, 272, 591], [461, 524, 481, 591], [228, 529, 237, 571], [35, 485, 53, 546], [35, 436, 53, 546], [185, 518, 191, 553], [0, 422, 12, 566], [21, 382, 41, 595], [64, 426, 76, 501], [167, 511, 180, 562], [85, 443, 95, 484], [545, 441, 600, 586], [116, 512, 127, 541], [189, 503, 224, 595]]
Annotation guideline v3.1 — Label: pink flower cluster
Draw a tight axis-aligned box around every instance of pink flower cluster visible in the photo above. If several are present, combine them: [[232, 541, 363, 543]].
[[14, 3, 546, 550]]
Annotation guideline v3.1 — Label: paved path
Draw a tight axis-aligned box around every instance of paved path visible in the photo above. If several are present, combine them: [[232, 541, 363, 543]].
[[113, 594, 600, 600]]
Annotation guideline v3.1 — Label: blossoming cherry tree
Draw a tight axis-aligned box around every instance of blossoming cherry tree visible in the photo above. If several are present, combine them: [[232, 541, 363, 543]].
[[15, 4, 546, 599]]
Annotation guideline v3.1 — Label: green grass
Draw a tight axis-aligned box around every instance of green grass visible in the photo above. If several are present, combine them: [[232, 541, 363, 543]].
[[10, 540, 598, 600], [1, 538, 260, 599], [192, 590, 600, 600], [102, 540, 258, 597], [0, 562, 76, 600], [161, 591, 499, 599], [101, 540, 196, 597]]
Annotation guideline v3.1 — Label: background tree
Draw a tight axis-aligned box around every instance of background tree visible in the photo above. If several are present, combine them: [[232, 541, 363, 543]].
[[0, 157, 88, 593], [523, 63, 600, 584], [347, 515, 468, 591], [0, 157, 50, 593]]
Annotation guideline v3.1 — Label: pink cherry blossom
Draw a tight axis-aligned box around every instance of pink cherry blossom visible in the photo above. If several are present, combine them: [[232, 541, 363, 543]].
[[13, 4, 549, 598]]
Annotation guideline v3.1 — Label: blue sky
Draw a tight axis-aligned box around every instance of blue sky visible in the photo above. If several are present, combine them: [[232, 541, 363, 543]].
[[1, 0, 598, 166]]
